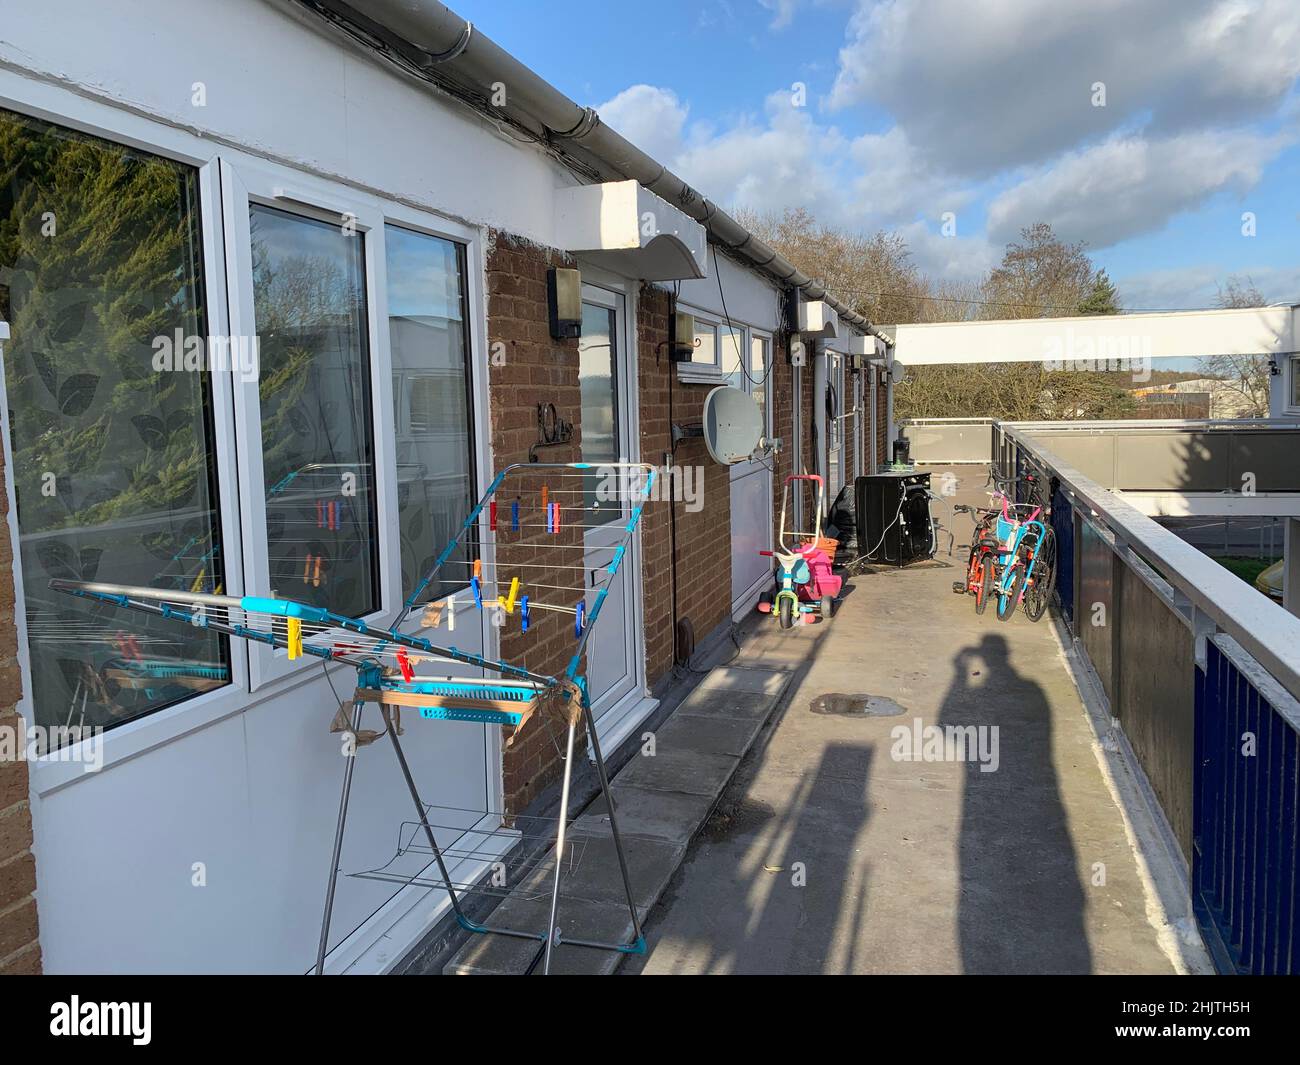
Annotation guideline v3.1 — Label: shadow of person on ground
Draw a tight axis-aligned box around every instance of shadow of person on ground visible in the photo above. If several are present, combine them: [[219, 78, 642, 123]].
[[939, 632, 1092, 973]]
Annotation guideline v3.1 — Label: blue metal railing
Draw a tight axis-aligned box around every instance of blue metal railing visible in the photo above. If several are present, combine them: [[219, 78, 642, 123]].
[[1193, 638, 1300, 974]]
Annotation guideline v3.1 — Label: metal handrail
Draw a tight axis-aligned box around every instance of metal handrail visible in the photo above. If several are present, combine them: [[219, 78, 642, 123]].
[[999, 424, 1300, 701]]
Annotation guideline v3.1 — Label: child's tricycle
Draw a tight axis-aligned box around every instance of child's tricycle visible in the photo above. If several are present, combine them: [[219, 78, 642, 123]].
[[757, 474, 843, 629]]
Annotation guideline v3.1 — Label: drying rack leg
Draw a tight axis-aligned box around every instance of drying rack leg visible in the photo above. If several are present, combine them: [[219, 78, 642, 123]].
[[542, 713, 579, 974], [316, 698, 364, 975], [583, 696, 644, 949], [382, 706, 469, 925]]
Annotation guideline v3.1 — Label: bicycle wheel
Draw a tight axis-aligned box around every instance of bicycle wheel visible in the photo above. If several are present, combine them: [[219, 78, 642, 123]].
[[974, 554, 993, 616], [1023, 528, 1057, 623], [997, 564, 1024, 621], [778, 597, 794, 629]]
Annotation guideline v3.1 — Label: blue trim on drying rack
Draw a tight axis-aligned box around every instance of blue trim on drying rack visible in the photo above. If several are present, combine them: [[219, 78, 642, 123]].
[[417, 706, 525, 726]]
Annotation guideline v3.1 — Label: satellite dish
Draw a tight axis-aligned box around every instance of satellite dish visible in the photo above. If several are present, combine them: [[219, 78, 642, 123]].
[[702, 386, 763, 465], [889, 360, 905, 384]]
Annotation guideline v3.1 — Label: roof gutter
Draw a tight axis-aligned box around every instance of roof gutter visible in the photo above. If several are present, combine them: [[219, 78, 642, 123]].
[[293, 0, 882, 338]]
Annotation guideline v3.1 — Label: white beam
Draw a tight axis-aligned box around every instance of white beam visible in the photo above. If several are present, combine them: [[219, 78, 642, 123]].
[[1119, 492, 1300, 518], [892, 305, 1299, 366]]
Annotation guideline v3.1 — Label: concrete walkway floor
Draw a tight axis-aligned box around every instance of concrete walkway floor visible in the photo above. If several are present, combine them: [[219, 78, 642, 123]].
[[625, 467, 1188, 975]]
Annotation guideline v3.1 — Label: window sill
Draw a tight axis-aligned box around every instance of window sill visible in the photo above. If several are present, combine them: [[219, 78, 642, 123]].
[[675, 362, 725, 386]]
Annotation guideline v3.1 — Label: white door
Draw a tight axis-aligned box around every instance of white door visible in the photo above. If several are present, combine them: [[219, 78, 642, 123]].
[[725, 328, 774, 615], [578, 285, 638, 723]]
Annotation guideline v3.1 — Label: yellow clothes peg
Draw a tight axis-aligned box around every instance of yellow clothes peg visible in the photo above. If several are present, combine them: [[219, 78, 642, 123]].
[[498, 576, 521, 614], [287, 617, 303, 660]]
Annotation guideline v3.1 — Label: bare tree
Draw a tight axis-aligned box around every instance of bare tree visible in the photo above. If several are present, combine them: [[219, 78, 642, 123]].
[[1196, 275, 1272, 417], [735, 206, 930, 325]]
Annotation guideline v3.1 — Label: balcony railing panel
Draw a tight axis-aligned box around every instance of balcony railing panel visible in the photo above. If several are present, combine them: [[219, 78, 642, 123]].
[[1194, 636, 1300, 974]]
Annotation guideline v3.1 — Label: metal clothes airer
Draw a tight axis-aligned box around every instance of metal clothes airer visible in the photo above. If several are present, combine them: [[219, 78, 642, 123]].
[[52, 460, 657, 974]]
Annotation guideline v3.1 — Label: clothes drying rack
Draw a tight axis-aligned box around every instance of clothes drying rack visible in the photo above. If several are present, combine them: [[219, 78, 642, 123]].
[[52, 460, 657, 974]]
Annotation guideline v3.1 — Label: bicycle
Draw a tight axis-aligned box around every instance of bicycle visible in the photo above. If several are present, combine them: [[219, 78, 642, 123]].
[[953, 489, 1057, 622]]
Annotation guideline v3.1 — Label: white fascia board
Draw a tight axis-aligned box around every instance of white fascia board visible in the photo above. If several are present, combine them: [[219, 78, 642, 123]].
[[893, 305, 1300, 366], [554, 180, 706, 280]]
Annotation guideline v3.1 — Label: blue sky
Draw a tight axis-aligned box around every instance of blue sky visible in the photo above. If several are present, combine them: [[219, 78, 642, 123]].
[[456, 0, 1300, 313]]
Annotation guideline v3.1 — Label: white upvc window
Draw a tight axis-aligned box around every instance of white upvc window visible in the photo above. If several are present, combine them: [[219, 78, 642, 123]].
[[676, 307, 725, 385], [1, 97, 488, 776], [1289, 355, 1300, 413]]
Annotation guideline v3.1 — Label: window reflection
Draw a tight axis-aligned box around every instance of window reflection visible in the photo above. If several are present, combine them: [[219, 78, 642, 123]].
[[0, 108, 226, 734], [385, 225, 475, 602], [251, 205, 378, 617], [579, 302, 619, 524]]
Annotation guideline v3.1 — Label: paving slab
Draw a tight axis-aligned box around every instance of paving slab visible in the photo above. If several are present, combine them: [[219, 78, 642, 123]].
[[675, 690, 777, 722], [653, 711, 764, 758], [441, 664, 793, 974], [615, 746, 740, 796], [576, 785, 719, 847]]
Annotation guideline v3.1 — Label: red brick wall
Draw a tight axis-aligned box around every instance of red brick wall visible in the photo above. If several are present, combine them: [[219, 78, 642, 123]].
[[0, 432, 40, 974], [484, 231, 588, 811], [635, 285, 675, 684], [636, 285, 731, 681]]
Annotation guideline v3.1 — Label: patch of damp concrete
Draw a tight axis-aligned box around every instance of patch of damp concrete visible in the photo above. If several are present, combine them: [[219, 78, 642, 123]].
[[809, 692, 907, 717]]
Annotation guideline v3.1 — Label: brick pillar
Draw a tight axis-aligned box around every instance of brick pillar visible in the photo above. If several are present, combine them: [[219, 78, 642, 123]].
[[0, 419, 41, 974], [483, 231, 589, 812], [635, 284, 731, 680]]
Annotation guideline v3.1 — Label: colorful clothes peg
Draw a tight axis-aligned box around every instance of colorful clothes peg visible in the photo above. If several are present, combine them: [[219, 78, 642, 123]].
[[575, 599, 584, 639], [511, 499, 520, 532], [471, 575, 482, 608], [489, 500, 497, 531], [287, 617, 303, 660], [520, 595, 530, 633], [397, 647, 414, 683]]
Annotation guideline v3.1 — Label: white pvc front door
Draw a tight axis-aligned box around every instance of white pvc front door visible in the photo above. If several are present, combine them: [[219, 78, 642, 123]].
[[578, 285, 638, 723], [725, 329, 774, 616]]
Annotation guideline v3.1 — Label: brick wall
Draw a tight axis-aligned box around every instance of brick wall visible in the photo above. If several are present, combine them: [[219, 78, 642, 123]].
[[768, 333, 794, 543], [484, 231, 588, 811], [0, 431, 40, 974], [636, 284, 731, 682]]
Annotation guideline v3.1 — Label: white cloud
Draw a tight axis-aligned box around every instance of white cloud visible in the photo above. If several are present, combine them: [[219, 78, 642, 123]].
[[894, 220, 999, 283], [1117, 263, 1300, 310], [596, 84, 689, 164], [759, 0, 799, 30], [597, 86, 977, 238], [986, 129, 1289, 248], [829, 0, 1300, 177]]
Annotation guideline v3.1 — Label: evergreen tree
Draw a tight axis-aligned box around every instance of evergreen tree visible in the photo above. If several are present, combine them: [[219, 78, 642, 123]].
[[1077, 269, 1121, 315]]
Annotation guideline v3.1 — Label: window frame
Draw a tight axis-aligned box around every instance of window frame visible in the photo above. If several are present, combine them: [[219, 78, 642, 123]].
[[0, 108, 250, 789], [749, 330, 773, 441], [220, 158, 394, 691], [380, 219, 478, 606], [1289, 355, 1300, 415], [0, 86, 494, 788], [676, 305, 725, 385]]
